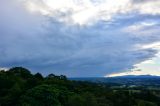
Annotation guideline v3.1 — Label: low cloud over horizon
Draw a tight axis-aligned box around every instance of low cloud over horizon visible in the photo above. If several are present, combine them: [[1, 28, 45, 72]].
[[0, 0, 160, 77]]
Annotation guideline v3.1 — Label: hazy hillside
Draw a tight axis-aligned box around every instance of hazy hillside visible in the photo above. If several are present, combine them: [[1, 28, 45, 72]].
[[70, 75, 160, 87]]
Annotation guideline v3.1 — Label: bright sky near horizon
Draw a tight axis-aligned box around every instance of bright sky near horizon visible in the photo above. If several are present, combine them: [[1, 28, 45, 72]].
[[0, 0, 160, 77]]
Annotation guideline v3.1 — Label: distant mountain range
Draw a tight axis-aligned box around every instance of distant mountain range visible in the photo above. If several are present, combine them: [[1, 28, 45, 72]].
[[70, 75, 160, 86], [70, 75, 160, 80], [109, 75, 160, 78]]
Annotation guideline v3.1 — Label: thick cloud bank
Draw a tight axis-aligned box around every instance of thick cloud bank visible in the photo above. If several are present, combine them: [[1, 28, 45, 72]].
[[24, 0, 160, 25], [0, 0, 160, 77]]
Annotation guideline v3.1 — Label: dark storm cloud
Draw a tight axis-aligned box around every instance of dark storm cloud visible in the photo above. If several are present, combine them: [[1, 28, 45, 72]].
[[0, 0, 160, 77]]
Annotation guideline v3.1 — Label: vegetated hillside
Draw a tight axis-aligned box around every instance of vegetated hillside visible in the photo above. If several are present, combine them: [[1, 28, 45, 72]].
[[0, 67, 160, 106], [70, 75, 160, 87]]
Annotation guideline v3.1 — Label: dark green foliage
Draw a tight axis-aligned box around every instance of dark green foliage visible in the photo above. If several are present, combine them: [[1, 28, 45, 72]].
[[34, 73, 43, 80], [137, 100, 157, 106], [67, 92, 98, 106], [19, 85, 61, 106], [7, 67, 32, 79], [0, 67, 160, 106]]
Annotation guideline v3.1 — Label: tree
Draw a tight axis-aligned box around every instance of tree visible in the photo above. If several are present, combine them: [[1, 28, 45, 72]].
[[60, 75, 67, 80], [67, 94, 85, 106], [46, 74, 56, 78], [34, 73, 43, 80], [19, 85, 61, 106], [7, 67, 32, 79]]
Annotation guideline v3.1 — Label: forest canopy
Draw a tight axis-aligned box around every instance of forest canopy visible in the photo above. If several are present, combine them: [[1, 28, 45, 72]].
[[0, 67, 159, 106]]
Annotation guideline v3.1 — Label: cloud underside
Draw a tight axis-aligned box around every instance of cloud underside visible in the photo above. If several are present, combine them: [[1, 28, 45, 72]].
[[0, 0, 160, 77]]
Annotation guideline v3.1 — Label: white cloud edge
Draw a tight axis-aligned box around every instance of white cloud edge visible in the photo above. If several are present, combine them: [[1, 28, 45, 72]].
[[22, 0, 160, 25]]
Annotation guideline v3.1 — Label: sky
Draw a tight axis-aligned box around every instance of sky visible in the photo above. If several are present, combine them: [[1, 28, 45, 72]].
[[0, 0, 160, 77]]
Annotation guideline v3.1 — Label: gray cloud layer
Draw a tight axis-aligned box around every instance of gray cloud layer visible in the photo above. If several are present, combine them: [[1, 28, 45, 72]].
[[0, 0, 160, 77]]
